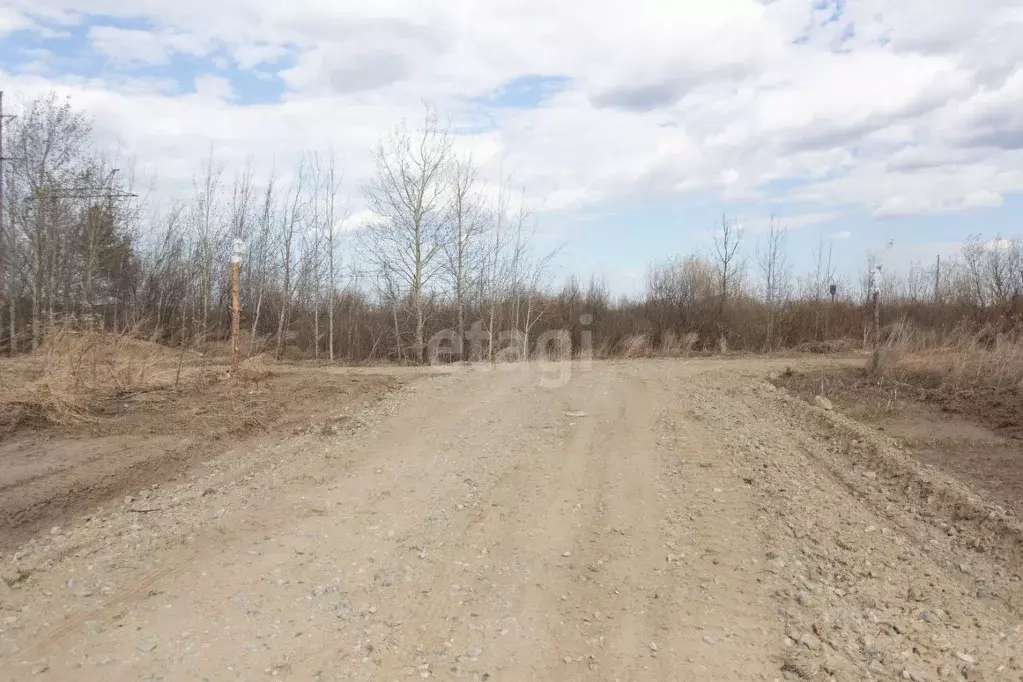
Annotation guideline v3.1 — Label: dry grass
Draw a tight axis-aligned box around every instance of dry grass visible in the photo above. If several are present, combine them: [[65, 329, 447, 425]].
[[660, 331, 700, 357], [609, 332, 701, 359], [867, 320, 1023, 391], [0, 329, 211, 426], [617, 334, 652, 359]]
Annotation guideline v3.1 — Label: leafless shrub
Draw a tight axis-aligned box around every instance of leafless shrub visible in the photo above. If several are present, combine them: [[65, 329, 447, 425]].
[[4, 90, 1023, 369], [0, 326, 184, 425], [617, 334, 651, 358], [867, 319, 1023, 392], [868, 318, 912, 382]]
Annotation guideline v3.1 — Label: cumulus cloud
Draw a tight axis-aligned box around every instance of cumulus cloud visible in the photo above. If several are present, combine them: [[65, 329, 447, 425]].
[[740, 212, 840, 235], [87, 26, 174, 65], [2, 0, 1022, 221], [87, 25, 212, 66], [193, 74, 235, 100], [0, 7, 33, 36]]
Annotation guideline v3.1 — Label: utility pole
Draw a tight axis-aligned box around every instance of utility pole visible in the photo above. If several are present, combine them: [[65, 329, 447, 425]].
[[231, 239, 244, 374]]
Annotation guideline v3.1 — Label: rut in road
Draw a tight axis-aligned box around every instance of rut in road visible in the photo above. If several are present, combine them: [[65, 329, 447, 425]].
[[1, 359, 1022, 681]]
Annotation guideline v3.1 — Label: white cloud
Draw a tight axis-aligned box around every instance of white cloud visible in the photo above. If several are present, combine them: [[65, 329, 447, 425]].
[[830, 231, 852, 241], [88, 25, 212, 66], [740, 212, 840, 235], [0, 7, 32, 36], [1, 0, 1022, 222], [345, 209, 383, 231], [88, 26, 172, 65], [193, 74, 235, 101]]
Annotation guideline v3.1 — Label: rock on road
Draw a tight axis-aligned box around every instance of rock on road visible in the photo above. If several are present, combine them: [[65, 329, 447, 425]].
[[2, 359, 1022, 681]]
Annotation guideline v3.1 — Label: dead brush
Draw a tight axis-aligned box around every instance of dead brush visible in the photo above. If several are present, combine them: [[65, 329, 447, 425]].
[[617, 334, 652, 359], [867, 318, 914, 384], [235, 353, 278, 385], [0, 328, 179, 426], [657, 331, 700, 357], [868, 320, 1023, 393], [917, 329, 1023, 391]]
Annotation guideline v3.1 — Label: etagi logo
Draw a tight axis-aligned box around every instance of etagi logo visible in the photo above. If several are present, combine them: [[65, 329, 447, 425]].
[[424, 314, 595, 388]]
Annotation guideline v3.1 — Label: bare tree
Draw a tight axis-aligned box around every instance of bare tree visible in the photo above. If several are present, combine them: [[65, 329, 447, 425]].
[[758, 216, 788, 350], [359, 109, 452, 363], [274, 161, 305, 360], [961, 235, 987, 307], [712, 213, 742, 346], [7, 93, 93, 348], [306, 154, 324, 358], [443, 154, 486, 357], [319, 152, 344, 361], [809, 234, 835, 338], [507, 206, 558, 357], [190, 151, 226, 346], [248, 168, 276, 355], [985, 235, 1016, 309]]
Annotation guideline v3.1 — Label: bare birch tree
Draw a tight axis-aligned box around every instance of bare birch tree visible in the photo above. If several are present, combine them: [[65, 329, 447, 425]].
[[758, 215, 788, 350], [443, 154, 486, 357], [274, 161, 305, 359], [359, 110, 452, 363], [712, 213, 742, 347], [7, 93, 93, 348], [190, 151, 226, 346], [318, 152, 344, 361], [248, 168, 276, 355]]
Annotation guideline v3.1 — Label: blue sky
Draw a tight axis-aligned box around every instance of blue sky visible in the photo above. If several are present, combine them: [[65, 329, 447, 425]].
[[1, 0, 1022, 295]]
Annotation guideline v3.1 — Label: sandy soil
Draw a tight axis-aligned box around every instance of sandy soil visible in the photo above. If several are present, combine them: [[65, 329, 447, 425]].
[[1, 358, 1021, 681], [0, 366, 407, 554], [776, 364, 1023, 517]]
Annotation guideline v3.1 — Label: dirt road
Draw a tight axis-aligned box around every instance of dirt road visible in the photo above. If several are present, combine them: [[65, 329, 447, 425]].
[[2, 359, 1021, 680]]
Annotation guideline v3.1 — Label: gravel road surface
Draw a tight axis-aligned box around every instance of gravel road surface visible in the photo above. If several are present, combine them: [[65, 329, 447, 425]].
[[2, 359, 1021, 681]]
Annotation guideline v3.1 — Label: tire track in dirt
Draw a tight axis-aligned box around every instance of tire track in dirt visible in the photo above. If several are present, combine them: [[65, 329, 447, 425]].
[[6, 358, 1023, 681], [308, 365, 585, 680], [576, 367, 782, 681], [13, 367, 533, 676], [681, 366, 1023, 680], [356, 364, 619, 680]]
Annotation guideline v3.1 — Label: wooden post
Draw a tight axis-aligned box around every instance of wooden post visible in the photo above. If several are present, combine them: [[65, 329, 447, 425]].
[[231, 239, 243, 374], [232, 260, 240, 374], [872, 290, 880, 347], [869, 266, 881, 373]]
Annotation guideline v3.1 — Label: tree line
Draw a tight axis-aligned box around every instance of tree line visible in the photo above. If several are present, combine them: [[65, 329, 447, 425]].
[[1, 92, 1021, 364]]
